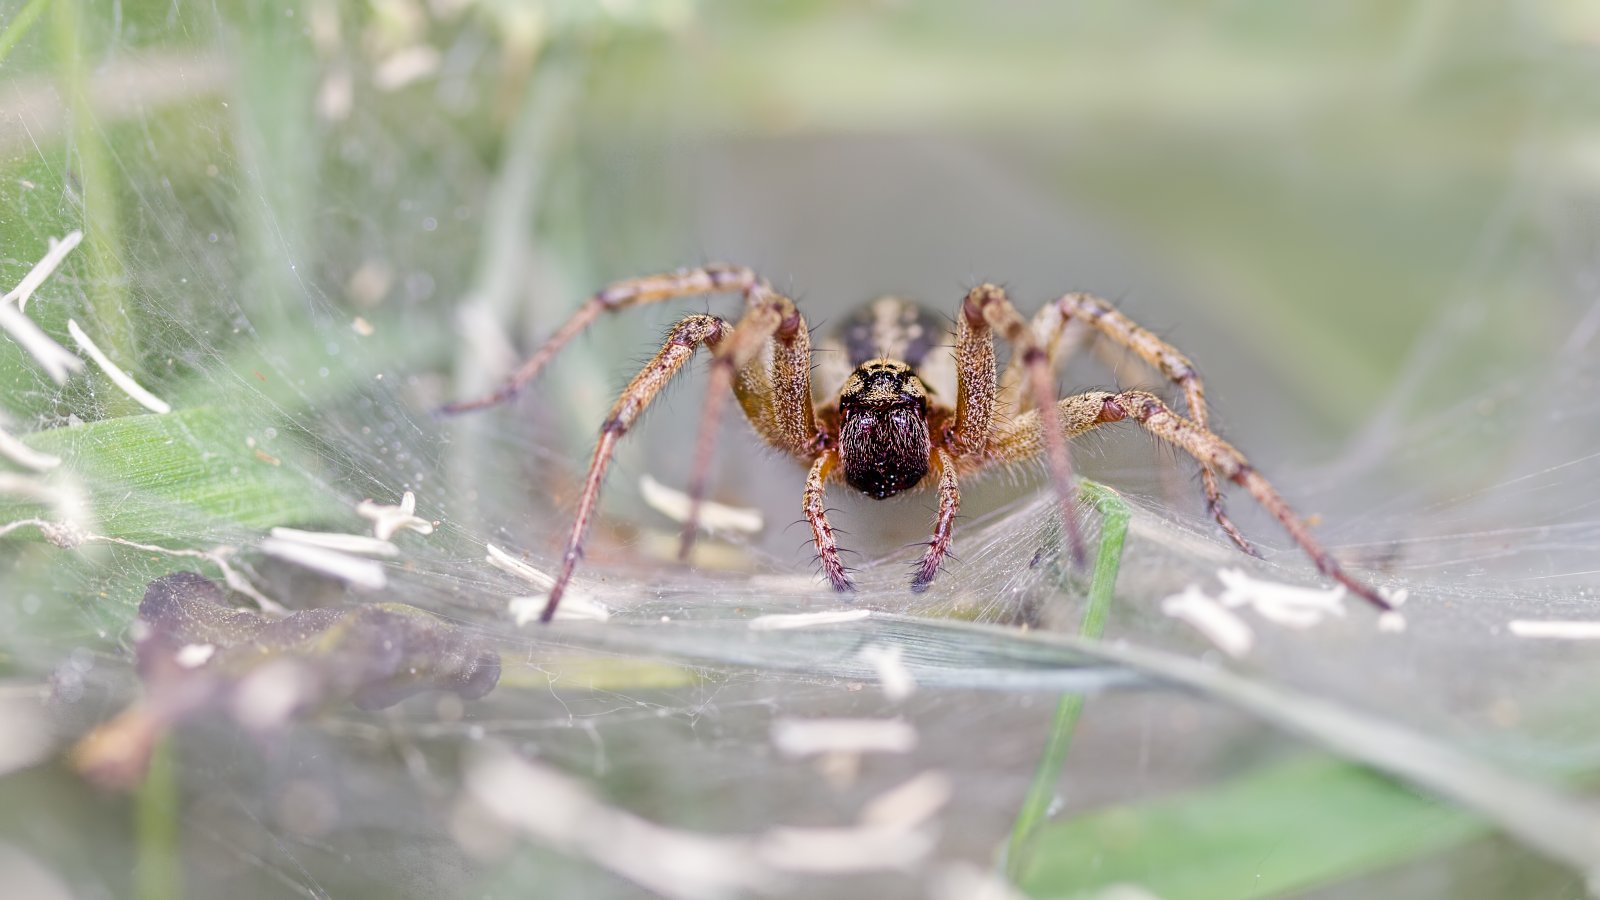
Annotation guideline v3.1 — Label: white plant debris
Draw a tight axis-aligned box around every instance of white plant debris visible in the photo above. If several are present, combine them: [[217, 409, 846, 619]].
[[67, 319, 172, 414], [465, 746, 943, 896], [260, 537, 386, 589], [464, 746, 782, 900], [0, 305, 82, 384], [1216, 567, 1347, 628], [1508, 620, 1600, 639], [174, 644, 217, 668], [755, 824, 935, 874], [930, 863, 1029, 900], [269, 526, 400, 557], [0, 693, 54, 777], [771, 718, 918, 757], [639, 473, 764, 536], [1379, 611, 1408, 633], [356, 491, 433, 540], [373, 45, 441, 91], [2, 230, 82, 311], [748, 609, 872, 631], [0, 517, 284, 614], [1161, 585, 1255, 658], [508, 594, 610, 625], [858, 644, 917, 702], [858, 771, 952, 830], [487, 544, 610, 622], [0, 416, 59, 471]]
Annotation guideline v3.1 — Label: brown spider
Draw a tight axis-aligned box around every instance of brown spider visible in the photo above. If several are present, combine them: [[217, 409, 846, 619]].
[[443, 265, 1394, 622]]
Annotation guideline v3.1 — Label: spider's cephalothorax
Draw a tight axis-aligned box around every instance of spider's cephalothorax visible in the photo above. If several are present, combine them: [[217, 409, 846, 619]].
[[838, 359, 931, 499], [443, 264, 1397, 621]]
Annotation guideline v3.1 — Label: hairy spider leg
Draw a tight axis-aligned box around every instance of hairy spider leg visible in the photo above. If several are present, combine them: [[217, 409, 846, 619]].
[[682, 287, 817, 559], [439, 264, 763, 415], [911, 447, 961, 591], [803, 450, 852, 591], [539, 314, 729, 622], [984, 389, 1394, 612], [961, 284, 1089, 567], [1054, 293, 1257, 557]]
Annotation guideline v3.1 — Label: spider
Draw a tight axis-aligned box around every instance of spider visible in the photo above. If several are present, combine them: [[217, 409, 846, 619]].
[[443, 265, 1394, 622]]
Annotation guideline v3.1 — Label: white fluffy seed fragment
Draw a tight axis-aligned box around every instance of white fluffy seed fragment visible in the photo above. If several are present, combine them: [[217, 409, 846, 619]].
[[639, 474, 763, 536], [269, 527, 399, 557], [488, 545, 609, 623], [858, 644, 917, 702], [770, 718, 917, 757], [0, 306, 82, 384], [1, 232, 86, 385], [259, 537, 386, 589], [748, 609, 871, 631], [508, 594, 610, 624], [356, 491, 433, 540], [1216, 567, 1346, 628], [0, 423, 60, 471], [1162, 585, 1254, 658], [67, 320, 172, 414], [464, 746, 781, 900], [1508, 620, 1600, 639], [3, 231, 82, 311]]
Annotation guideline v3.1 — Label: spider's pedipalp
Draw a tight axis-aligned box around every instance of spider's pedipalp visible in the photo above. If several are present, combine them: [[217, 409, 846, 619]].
[[803, 450, 854, 592], [911, 448, 961, 592], [683, 287, 820, 558]]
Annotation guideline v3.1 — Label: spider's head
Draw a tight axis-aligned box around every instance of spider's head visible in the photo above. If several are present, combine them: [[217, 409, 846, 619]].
[[838, 359, 930, 500]]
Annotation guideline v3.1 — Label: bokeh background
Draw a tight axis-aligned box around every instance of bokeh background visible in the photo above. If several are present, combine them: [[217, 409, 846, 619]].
[[3, 1, 1600, 898]]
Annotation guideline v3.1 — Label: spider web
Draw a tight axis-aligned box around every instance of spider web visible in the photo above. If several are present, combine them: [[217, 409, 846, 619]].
[[2, 3, 1600, 899]]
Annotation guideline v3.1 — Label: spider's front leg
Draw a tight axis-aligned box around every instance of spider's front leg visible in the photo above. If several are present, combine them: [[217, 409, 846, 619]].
[[959, 285, 1090, 566], [439, 265, 762, 415]]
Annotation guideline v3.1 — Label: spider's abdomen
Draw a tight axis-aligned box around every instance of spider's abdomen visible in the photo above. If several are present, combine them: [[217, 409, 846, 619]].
[[838, 359, 932, 500], [837, 297, 946, 369]]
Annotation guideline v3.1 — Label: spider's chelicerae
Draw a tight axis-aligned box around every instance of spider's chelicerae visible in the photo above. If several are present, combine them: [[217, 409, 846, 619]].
[[444, 265, 1393, 622]]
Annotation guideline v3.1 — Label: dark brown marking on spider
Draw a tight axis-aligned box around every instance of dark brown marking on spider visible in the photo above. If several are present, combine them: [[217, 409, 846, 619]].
[[444, 266, 1394, 618]]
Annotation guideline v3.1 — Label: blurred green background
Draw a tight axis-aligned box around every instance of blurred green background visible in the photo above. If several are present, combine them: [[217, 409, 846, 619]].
[[2, 1, 1599, 898]]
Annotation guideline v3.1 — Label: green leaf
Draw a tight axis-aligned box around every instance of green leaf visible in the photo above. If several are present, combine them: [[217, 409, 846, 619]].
[[2, 406, 346, 542], [1018, 755, 1488, 900]]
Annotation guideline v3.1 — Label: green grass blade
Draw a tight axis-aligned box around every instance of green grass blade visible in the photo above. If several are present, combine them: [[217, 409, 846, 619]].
[[1017, 756, 1488, 899], [1006, 482, 1132, 878], [1, 406, 346, 541]]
